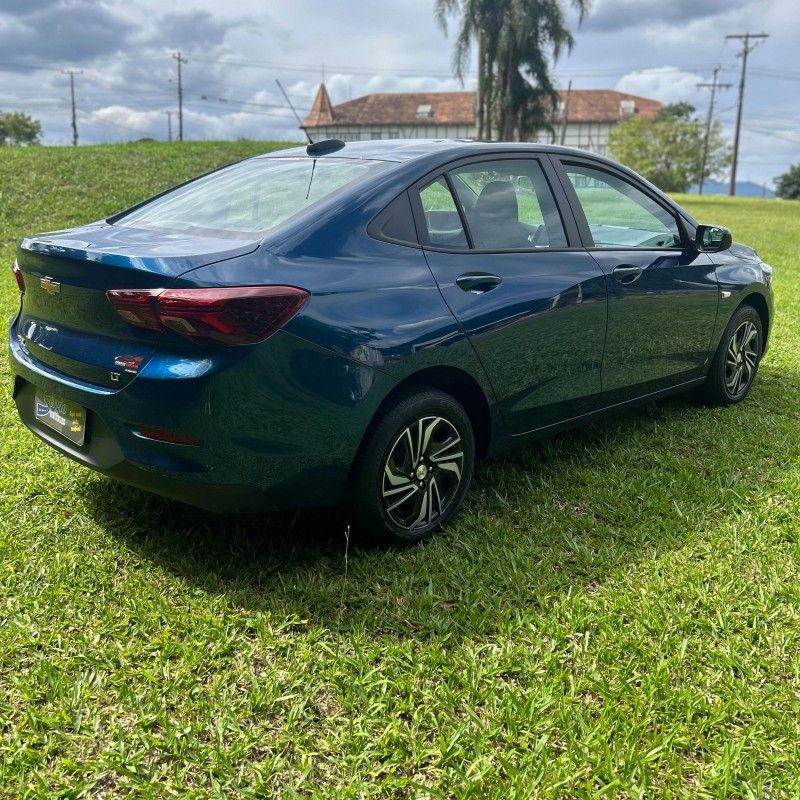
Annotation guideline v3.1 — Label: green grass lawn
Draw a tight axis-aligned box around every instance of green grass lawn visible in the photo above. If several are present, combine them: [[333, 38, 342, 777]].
[[2, 142, 800, 798]]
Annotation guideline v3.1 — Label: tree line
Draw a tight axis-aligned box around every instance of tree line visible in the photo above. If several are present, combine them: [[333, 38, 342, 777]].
[[0, 111, 41, 147]]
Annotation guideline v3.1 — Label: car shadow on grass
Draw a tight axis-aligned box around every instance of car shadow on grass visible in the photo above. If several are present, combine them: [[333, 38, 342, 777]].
[[80, 386, 782, 640]]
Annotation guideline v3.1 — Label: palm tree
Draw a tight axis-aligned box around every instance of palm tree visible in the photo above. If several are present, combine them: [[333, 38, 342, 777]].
[[435, 0, 500, 139], [435, 0, 589, 141]]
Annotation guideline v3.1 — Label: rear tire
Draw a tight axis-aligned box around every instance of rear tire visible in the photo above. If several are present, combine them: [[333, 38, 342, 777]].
[[348, 389, 475, 546], [701, 304, 763, 406]]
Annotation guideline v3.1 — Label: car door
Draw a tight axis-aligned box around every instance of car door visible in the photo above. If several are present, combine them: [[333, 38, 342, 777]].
[[553, 158, 719, 402], [412, 155, 608, 435]]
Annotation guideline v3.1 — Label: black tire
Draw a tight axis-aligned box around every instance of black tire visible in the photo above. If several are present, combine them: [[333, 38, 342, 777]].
[[348, 388, 475, 546], [701, 304, 763, 406]]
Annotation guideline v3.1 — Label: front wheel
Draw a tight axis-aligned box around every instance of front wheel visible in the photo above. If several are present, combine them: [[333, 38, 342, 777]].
[[701, 304, 763, 406], [349, 389, 475, 546]]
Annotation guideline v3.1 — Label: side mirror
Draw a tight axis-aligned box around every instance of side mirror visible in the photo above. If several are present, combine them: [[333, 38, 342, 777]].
[[695, 224, 732, 253]]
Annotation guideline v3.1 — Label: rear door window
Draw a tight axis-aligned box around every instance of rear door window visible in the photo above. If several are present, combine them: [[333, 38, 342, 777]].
[[449, 159, 568, 250], [418, 177, 468, 248]]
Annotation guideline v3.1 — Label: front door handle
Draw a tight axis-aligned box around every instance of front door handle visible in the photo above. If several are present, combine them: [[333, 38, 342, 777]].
[[612, 265, 643, 284], [456, 272, 503, 293]]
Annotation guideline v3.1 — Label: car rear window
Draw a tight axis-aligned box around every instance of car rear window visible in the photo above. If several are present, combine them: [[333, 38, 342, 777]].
[[114, 157, 389, 239]]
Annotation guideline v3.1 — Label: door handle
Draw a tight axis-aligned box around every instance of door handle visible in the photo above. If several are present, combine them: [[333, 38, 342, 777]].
[[456, 272, 503, 293], [612, 265, 643, 284]]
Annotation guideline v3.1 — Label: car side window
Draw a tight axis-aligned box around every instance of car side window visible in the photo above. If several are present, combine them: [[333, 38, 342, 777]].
[[418, 177, 468, 248], [565, 164, 681, 249], [448, 159, 568, 250]]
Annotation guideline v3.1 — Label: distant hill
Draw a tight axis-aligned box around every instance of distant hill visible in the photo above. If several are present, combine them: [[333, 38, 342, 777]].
[[689, 180, 775, 198]]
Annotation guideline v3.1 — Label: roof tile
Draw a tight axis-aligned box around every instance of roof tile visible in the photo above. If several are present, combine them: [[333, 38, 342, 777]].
[[302, 86, 661, 128]]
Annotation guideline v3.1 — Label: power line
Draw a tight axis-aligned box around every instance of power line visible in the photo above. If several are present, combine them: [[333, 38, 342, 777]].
[[725, 32, 769, 195], [172, 51, 187, 141], [696, 66, 731, 194], [185, 54, 466, 78], [746, 126, 800, 145], [196, 93, 289, 111], [180, 100, 296, 121]]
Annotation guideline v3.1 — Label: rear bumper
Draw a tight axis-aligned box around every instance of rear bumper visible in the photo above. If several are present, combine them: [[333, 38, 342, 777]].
[[9, 320, 393, 513], [13, 377, 269, 512]]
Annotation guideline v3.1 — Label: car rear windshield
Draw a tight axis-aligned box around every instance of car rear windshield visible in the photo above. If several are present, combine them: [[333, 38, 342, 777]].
[[114, 157, 389, 239]]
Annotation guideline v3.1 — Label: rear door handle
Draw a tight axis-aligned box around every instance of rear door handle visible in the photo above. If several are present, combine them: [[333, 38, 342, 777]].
[[612, 265, 643, 284], [456, 272, 503, 293]]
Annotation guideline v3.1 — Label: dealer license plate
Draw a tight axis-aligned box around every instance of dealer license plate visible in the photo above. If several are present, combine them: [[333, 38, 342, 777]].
[[34, 392, 87, 446]]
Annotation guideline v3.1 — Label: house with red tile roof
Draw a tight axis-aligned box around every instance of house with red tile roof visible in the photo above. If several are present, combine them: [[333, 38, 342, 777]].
[[302, 84, 662, 156]]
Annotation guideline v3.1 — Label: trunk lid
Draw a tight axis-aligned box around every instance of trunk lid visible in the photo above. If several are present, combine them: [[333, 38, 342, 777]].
[[15, 221, 259, 389]]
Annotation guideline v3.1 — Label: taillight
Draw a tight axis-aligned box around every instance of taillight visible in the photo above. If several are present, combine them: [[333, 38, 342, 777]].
[[132, 425, 199, 446], [107, 286, 309, 345], [11, 260, 25, 293], [105, 290, 161, 331]]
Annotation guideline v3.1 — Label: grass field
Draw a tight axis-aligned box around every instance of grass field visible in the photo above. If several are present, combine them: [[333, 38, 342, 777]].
[[1, 141, 800, 798]]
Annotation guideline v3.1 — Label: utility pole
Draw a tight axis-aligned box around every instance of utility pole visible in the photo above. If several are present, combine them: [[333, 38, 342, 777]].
[[62, 69, 81, 146], [726, 32, 769, 195], [163, 110, 173, 142], [559, 80, 572, 146], [696, 66, 731, 194], [172, 51, 188, 141]]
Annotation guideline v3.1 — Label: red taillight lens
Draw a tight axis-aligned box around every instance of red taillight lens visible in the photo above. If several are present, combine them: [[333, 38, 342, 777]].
[[106, 290, 162, 331], [133, 425, 199, 446], [11, 260, 25, 293], [107, 286, 309, 345], [157, 286, 309, 345]]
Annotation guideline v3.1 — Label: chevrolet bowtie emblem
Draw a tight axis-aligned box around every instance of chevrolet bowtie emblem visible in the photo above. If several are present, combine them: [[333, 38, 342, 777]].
[[40, 276, 61, 295]]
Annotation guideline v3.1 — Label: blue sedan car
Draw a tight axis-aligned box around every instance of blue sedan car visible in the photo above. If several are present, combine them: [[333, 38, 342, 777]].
[[9, 139, 773, 545]]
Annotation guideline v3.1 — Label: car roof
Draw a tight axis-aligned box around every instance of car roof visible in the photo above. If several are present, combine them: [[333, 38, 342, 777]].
[[260, 139, 605, 164]]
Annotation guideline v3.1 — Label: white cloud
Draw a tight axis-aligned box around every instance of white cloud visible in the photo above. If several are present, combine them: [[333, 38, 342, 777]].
[[287, 73, 475, 106], [616, 67, 705, 106], [85, 102, 302, 143]]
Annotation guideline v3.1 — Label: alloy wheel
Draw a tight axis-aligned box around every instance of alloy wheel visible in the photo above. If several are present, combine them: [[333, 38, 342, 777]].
[[381, 416, 464, 530], [725, 320, 759, 397]]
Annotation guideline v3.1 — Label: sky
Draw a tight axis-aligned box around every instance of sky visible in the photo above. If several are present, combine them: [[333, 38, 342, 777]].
[[0, 0, 797, 188]]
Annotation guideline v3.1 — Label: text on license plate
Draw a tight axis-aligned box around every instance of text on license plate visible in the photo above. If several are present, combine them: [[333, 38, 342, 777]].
[[34, 392, 87, 446]]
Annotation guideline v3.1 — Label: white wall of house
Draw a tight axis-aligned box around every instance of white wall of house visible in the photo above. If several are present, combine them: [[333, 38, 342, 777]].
[[538, 122, 616, 155], [309, 121, 618, 155], [309, 124, 475, 141]]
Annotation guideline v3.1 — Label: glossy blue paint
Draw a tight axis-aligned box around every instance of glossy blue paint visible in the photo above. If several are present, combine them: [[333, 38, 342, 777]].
[[8, 140, 774, 513], [424, 247, 608, 433], [587, 249, 720, 401]]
